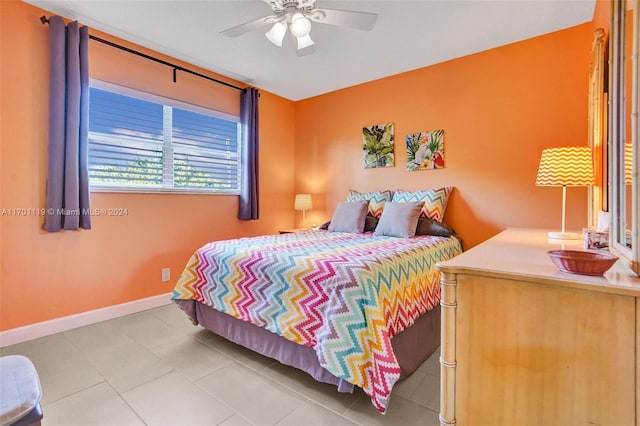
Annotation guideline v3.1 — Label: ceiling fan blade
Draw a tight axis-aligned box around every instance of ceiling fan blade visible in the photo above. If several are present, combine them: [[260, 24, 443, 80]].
[[220, 16, 275, 38], [309, 8, 378, 31]]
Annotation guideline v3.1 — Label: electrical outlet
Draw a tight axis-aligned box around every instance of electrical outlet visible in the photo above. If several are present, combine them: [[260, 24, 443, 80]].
[[161, 268, 171, 282]]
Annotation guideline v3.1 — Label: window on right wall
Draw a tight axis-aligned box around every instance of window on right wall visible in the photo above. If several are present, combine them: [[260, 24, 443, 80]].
[[88, 80, 242, 194]]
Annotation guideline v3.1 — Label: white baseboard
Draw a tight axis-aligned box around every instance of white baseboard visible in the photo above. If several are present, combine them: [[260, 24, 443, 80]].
[[0, 292, 172, 347]]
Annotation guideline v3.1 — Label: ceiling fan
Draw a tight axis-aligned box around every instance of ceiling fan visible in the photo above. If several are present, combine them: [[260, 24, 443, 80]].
[[220, 0, 378, 55]]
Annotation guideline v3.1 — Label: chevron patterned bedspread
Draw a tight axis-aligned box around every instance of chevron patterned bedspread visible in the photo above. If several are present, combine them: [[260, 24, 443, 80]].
[[171, 230, 462, 413]]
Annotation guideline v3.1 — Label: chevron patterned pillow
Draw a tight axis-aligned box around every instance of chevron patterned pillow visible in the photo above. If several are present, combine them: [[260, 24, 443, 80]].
[[346, 189, 394, 218], [392, 187, 453, 222]]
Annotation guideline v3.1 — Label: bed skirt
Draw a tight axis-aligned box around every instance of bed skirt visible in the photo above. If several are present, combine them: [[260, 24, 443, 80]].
[[174, 300, 440, 392]]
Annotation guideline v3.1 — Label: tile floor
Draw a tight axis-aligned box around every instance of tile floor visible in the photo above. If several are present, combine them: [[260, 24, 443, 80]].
[[1, 304, 441, 426]]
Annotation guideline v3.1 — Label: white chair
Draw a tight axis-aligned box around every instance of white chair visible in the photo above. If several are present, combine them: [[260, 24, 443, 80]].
[[0, 355, 43, 426]]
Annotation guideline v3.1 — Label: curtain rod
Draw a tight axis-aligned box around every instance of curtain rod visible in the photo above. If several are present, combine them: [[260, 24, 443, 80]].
[[40, 15, 246, 93]]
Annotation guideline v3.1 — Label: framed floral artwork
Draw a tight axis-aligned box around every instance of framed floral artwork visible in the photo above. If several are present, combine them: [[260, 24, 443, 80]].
[[363, 123, 395, 168], [406, 129, 445, 171]]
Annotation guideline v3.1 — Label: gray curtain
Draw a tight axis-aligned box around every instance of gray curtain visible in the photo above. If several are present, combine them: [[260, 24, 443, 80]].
[[238, 87, 259, 220], [43, 16, 91, 232]]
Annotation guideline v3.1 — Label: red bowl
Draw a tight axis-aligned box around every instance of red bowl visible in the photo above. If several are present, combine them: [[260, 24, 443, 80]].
[[547, 250, 618, 276]]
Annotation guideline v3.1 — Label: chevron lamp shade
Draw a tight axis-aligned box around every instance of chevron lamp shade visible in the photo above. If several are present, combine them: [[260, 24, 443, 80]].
[[625, 142, 633, 184], [535, 146, 594, 187], [536, 146, 594, 240]]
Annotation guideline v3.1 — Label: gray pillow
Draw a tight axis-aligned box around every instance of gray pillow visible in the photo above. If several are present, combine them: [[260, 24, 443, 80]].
[[328, 201, 369, 233], [415, 218, 455, 237], [320, 216, 379, 232], [374, 201, 423, 238]]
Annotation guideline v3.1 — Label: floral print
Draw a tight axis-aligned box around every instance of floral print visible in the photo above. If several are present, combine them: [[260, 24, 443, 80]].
[[363, 123, 395, 168], [406, 130, 444, 171]]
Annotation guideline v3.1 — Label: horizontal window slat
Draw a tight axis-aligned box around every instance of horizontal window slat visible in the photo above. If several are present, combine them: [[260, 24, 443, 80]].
[[174, 162, 237, 171], [90, 177, 163, 185], [90, 166, 163, 176], [173, 123, 237, 137], [173, 164, 237, 175], [91, 121, 163, 138], [172, 135, 238, 151], [173, 130, 237, 141], [90, 175, 163, 183], [174, 150, 237, 162], [91, 104, 162, 121], [89, 150, 162, 161], [89, 132, 163, 147], [173, 119, 237, 134], [173, 171, 236, 180]]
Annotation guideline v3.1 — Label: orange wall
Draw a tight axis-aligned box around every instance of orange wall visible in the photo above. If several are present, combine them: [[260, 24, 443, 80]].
[[1, 0, 603, 332], [593, 0, 611, 33], [294, 23, 594, 248], [0, 0, 296, 331]]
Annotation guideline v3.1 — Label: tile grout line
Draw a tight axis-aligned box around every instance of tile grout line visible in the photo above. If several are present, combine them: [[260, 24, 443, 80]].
[[40, 380, 107, 409], [244, 357, 371, 425], [191, 364, 264, 426], [105, 380, 150, 426]]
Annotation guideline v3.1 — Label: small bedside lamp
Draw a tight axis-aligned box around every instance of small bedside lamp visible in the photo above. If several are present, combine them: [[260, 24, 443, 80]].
[[536, 146, 594, 240], [294, 193, 312, 224]]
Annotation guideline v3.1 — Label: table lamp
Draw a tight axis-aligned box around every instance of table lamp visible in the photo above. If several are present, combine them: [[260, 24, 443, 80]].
[[536, 146, 594, 240], [294, 193, 312, 224]]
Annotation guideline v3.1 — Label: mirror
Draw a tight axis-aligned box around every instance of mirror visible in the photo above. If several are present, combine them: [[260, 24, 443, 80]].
[[609, 0, 639, 275], [588, 28, 607, 229]]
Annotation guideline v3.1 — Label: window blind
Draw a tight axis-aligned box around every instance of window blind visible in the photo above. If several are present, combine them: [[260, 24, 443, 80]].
[[88, 84, 241, 193]]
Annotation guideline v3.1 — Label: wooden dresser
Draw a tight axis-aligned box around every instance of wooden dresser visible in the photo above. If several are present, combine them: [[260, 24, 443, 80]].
[[436, 228, 640, 426]]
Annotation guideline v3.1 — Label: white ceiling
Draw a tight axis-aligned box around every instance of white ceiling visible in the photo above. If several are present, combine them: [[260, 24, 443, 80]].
[[24, 0, 596, 101]]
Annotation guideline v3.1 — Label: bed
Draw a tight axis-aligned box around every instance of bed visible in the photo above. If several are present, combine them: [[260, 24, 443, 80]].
[[172, 223, 462, 413]]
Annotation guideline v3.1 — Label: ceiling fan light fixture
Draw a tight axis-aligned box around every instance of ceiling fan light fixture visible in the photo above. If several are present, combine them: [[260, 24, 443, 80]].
[[265, 21, 287, 47], [296, 34, 314, 50], [290, 13, 312, 37], [221, 0, 379, 55]]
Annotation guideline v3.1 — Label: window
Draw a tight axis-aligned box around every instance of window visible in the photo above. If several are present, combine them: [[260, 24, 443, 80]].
[[88, 80, 241, 194]]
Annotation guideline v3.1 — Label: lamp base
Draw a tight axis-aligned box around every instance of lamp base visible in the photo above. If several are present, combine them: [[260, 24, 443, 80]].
[[548, 231, 582, 240]]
